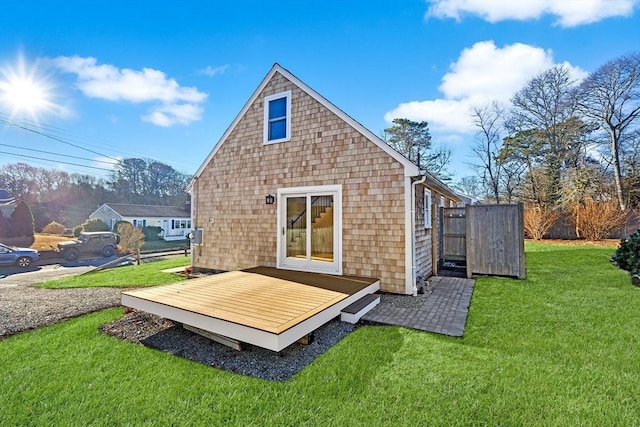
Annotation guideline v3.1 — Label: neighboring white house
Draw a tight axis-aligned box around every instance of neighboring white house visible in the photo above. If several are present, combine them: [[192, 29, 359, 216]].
[[0, 189, 16, 219], [89, 203, 192, 241]]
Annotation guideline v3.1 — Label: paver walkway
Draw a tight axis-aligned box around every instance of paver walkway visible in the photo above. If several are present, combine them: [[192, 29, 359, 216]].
[[361, 276, 475, 337]]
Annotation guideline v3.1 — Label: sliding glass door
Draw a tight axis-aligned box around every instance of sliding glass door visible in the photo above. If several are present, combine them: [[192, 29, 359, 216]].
[[278, 186, 341, 274]]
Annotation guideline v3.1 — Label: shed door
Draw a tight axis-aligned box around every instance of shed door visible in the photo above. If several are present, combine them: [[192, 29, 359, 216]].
[[277, 186, 342, 275]]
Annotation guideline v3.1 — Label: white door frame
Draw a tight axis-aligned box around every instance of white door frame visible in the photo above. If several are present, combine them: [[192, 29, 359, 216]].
[[276, 185, 342, 275]]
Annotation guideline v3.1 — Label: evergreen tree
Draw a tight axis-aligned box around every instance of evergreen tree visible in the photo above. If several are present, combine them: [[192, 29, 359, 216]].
[[11, 200, 35, 237], [382, 118, 451, 176]]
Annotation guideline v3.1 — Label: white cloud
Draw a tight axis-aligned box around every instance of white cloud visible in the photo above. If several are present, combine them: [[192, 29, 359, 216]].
[[143, 103, 204, 127], [385, 41, 586, 134], [426, 0, 639, 27], [438, 42, 553, 100], [199, 64, 230, 77], [51, 56, 207, 126]]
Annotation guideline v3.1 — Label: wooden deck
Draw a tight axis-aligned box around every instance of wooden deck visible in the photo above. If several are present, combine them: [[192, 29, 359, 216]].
[[121, 267, 379, 351]]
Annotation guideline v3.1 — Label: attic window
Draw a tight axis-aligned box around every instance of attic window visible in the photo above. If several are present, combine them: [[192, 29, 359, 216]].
[[264, 90, 291, 144]]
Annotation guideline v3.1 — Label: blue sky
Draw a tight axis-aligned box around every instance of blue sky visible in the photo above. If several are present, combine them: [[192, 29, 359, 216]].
[[1, 0, 639, 182]]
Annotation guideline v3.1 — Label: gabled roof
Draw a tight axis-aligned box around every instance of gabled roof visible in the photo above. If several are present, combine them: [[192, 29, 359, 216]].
[[93, 203, 190, 218], [190, 63, 421, 185], [420, 171, 462, 202]]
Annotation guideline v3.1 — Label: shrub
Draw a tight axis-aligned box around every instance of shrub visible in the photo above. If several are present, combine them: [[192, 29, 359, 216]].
[[573, 198, 626, 240], [116, 222, 145, 254], [524, 206, 560, 240], [79, 218, 110, 232], [11, 200, 35, 237], [113, 220, 131, 233], [612, 230, 640, 275], [142, 226, 162, 241], [42, 221, 66, 235]]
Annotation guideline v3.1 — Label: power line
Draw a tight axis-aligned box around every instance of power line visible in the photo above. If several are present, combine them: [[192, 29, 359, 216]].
[[0, 150, 108, 176], [0, 143, 118, 165], [0, 116, 120, 162], [0, 112, 196, 171], [0, 151, 114, 172]]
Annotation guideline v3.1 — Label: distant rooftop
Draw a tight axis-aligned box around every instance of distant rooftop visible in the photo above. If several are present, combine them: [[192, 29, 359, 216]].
[[103, 203, 190, 218]]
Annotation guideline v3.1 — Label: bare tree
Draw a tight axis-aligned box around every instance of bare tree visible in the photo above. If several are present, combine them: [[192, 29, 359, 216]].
[[621, 130, 640, 207], [499, 158, 526, 203], [470, 101, 507, 203], [116, 222, 145, 254], [507, 65, 586, 209], [452, 175, 485, 201], [576, 52, 640, 210]]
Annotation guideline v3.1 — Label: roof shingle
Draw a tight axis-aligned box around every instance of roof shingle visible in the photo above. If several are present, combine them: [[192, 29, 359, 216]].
[[104, 203, 190, 218]]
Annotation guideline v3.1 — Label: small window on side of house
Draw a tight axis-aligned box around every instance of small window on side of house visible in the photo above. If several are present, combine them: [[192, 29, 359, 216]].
[[424, 189, 432, 229], [263, 90, 291, 144]]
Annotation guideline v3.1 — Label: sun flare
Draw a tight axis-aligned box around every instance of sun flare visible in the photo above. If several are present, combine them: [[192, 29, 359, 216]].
[[2, 76, 48, 113], [0, 53, 64, 121]]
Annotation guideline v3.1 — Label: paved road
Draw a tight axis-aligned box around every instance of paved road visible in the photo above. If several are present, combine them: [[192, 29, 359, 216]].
[[0, 257, 123, 286], [0, 250, 189, 286]]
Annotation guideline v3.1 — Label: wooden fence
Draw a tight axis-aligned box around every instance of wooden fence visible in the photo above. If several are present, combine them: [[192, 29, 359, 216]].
[[441, 207, 466, 263], [440, 203, 526, 279], [544, 212, 639, 240]]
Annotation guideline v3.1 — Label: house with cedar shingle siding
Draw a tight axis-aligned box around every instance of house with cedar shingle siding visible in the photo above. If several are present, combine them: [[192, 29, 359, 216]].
[[89, 203, 191, 241], [189, 64, 459, 294]]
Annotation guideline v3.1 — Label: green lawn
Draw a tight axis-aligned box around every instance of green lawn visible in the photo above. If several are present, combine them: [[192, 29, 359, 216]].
[[2, 242, 639, 426], [141, 239, 190, 252], [37, 257, 189, 289]]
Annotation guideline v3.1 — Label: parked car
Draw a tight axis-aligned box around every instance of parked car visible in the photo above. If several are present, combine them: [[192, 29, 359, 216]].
[[0, 243, 40, 268], [57, 232, 121, 261]]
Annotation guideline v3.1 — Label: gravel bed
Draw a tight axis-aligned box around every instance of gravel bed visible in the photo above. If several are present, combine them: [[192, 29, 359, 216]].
[[0, 285, 122, 338], [101, 310, 357, 381]]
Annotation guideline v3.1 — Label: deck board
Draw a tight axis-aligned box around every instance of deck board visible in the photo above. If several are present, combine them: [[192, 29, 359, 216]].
[[121, 267, 380, 351], [123, 271, 351, 334]]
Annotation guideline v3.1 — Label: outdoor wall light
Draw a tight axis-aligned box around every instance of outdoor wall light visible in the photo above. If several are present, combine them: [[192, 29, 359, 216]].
[[265, 194, 276, 205]]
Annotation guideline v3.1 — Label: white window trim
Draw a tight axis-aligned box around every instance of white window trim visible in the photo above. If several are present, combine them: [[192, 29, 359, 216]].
[[276, 184, 342, 275], [424, 189, 432, 229], [263, 90, 292, 144]]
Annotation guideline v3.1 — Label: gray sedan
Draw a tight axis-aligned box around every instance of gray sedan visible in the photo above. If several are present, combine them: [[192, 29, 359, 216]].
[[0, 243, 40, 268]]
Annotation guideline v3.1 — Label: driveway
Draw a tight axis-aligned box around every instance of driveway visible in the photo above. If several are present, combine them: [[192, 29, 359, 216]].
[[0, 256, 121, 285], [0, 252, 188, 339], [0, 256, 124, 339]]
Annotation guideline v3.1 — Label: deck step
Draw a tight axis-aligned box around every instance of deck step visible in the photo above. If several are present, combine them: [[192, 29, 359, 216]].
[[340, 293, 380, 324]]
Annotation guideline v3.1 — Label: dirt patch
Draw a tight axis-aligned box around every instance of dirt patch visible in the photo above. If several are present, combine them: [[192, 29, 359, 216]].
[[100, 309, 174, 343], [3, 234, 71, 251]]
